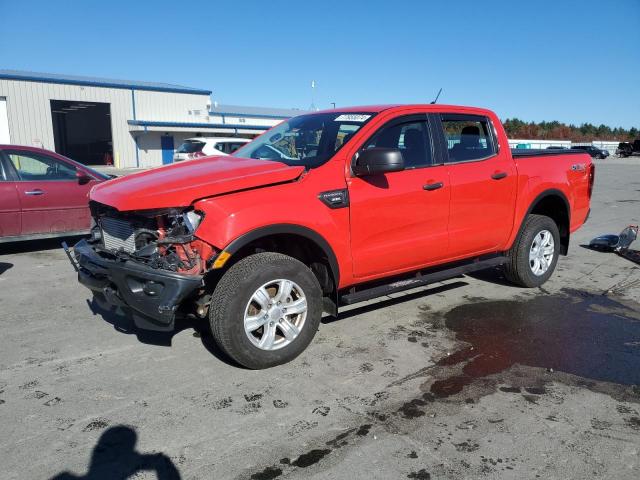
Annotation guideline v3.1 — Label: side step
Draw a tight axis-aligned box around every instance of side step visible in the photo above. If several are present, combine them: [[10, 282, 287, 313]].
[[339, 255, 507, 306]]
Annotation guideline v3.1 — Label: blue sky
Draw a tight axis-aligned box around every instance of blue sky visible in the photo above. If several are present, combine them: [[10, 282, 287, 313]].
[[1, 0, 638, 128]]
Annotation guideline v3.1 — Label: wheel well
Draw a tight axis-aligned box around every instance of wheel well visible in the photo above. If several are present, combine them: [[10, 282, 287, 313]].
[[529, 194, 570, 254], [223, 233, 337, 295]]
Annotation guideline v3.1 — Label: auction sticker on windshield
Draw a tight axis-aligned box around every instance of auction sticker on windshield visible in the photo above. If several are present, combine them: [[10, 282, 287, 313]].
[[335, 114, 371, 122]]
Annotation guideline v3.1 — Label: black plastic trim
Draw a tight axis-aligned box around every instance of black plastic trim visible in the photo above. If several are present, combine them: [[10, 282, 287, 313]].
[[511, 149, 589, 158], [427, 113, 448, 165], [340, 254, 506, 305], [73, 239, 203, 329], [223, 224, 340, 286], [318, 189, 349, 209], [520, 188, 571, 255]]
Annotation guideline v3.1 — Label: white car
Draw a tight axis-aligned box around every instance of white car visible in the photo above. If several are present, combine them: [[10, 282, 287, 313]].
[[173, 137, 251, 161]]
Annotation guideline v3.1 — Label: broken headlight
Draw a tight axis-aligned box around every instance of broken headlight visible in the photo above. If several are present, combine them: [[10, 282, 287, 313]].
[[182, 210, 204, 234]]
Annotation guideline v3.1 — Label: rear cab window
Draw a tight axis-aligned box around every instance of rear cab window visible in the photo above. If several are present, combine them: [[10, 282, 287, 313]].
[[440, 114, 497, 162]]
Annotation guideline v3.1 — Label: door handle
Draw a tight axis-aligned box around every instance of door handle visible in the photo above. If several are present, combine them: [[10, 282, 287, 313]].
[[491, 172, 508, 180], [25, 189, 45, 195], [423, 182, 444, 191]]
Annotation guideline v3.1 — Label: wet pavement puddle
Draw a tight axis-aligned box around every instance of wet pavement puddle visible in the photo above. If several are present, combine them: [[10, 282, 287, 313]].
[[248, 288, 640, 478], [431, 289, 640, 397]]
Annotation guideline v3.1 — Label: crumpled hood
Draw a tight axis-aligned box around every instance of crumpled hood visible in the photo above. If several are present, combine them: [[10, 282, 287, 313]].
[[90, 156, 304, 211]]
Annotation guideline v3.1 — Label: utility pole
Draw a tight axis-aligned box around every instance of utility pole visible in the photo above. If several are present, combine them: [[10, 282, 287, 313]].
[[310, 80, 317, 111]]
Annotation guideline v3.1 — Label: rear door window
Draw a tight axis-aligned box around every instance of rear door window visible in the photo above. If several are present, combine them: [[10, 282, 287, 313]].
[[441, 114, 496, 162]]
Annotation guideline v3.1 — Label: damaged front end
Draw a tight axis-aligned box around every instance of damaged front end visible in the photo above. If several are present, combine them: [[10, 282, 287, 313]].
[[70, 202, 219, 331]]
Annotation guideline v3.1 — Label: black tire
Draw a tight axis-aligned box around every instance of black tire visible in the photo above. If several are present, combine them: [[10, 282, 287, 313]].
[[503, 214, 560, 288], [209, 252, 322, 369]]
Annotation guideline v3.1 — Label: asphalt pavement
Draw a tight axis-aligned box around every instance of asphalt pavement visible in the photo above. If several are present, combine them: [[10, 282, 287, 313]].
[[1, 158, 639, 479]]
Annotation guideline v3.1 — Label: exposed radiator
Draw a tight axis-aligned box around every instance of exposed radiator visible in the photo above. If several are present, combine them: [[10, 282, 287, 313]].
[[101, 217, 136, 253]]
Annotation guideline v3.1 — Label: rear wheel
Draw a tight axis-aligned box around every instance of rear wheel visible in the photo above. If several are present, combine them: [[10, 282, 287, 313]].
[[209, 252, 322, 369], [504, 214, 560, 287]]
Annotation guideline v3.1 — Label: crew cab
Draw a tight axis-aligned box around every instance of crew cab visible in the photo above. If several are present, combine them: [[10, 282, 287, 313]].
[[69, 105, 594, 369]]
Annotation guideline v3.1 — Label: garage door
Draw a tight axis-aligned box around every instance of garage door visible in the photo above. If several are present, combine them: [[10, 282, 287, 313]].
[[0, 97, 10, 144]]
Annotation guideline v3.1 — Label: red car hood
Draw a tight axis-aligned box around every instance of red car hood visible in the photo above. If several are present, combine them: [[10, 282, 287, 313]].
[[90, 156, 304, 211]]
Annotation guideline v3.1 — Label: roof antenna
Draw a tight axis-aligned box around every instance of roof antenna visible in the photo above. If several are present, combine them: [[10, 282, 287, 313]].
[[430, 88, 443, 104]]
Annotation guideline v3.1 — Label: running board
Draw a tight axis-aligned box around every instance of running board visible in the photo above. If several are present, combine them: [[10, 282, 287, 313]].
[[339, 255, 507, 306]]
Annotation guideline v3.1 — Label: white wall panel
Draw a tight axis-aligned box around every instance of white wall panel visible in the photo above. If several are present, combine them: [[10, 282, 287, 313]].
[[134, 90, 210, 123], [0, 79, 212, 168], [0, 97, 11, 143]]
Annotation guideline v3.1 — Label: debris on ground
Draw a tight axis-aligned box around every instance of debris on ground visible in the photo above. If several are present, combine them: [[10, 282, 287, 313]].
[[589, 225, 639, 265]]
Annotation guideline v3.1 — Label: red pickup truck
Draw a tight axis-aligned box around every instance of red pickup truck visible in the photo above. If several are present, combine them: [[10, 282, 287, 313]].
[[70, 105, 594, 368]]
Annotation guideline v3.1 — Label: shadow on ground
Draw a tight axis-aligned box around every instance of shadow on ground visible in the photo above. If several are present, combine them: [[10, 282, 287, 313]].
[[0, 236, 85, 255], [325, 280, 469, 324], [50, 425, 181, 480], [86, 296, 237, 367], [0, 262, 13, 275], [465, 265, 519, 287]]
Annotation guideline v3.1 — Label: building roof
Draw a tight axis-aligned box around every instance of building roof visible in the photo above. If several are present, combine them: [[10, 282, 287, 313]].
[[0, 69, 212, 95], [127, 120, 270, 133], [210, 103, 309, 119]]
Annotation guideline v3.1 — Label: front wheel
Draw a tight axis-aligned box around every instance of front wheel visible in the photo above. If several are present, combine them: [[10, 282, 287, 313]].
[[503, 214, 560, 288], [209, 252, 322, 369]]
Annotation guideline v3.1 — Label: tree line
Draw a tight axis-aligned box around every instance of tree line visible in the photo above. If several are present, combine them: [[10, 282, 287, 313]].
[[502, 118, 639, 142]]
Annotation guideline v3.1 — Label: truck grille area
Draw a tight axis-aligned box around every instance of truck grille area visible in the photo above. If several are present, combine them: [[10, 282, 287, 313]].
[[101, 217, 136, 253]]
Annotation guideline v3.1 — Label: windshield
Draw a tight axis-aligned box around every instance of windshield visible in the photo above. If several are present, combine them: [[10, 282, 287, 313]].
[[177, 140, 205, 154], [232, 112, 376, 167]]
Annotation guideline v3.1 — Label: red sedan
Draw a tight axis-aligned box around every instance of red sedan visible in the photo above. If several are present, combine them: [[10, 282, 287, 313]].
[[0, 145, 110, 242]]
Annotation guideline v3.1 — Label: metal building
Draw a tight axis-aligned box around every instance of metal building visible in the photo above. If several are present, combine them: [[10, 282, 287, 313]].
[[0, 70, 214, 168], [208, 103, 307, 134], [0, 70, 308, 169]]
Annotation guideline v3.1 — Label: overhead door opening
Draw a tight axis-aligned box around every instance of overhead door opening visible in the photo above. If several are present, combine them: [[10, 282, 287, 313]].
[[51, 100, 113, 165]]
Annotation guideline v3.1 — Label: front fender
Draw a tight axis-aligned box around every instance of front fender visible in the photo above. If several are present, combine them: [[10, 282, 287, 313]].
[[192, 167, 352, 288]]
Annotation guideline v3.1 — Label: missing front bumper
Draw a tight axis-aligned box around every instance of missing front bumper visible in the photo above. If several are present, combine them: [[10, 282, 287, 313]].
[[71, 239, 203, 331]]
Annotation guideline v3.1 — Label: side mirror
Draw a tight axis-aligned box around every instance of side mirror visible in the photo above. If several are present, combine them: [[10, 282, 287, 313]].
[[352, 148, 404, 176], [76, 171, 93, 185]]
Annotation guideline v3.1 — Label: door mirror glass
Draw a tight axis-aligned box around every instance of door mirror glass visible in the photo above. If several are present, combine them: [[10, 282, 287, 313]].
[[76, 171, 93, 185], [353, 148, 404, 176]]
